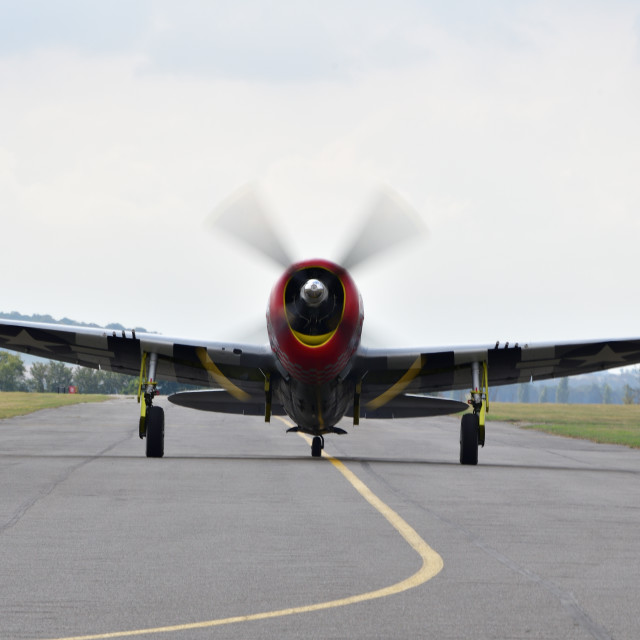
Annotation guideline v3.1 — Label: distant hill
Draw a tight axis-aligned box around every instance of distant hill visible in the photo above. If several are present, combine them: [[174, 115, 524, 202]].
[[0, 311, 150, 333]]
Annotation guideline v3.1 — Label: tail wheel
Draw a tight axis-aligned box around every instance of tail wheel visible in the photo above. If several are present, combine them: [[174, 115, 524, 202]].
[[311, 436, 323, 457], [460, 413, 479, 465], [146, 406, 165, 458]]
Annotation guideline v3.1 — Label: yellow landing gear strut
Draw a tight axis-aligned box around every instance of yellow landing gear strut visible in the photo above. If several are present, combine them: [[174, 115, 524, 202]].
[[353, 380, 362, 426], [137, 352, 158, 439], [264, 372, 272, 423], [469, 361, 489, 447]]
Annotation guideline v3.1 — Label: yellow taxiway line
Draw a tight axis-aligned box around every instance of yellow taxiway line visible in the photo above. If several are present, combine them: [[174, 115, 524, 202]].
[[44, 425, 443, 640]]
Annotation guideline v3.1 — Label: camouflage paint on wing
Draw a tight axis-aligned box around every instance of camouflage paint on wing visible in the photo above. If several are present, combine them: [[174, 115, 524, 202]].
[[0, 319, 275, 396], [355, 338, 640, 399]]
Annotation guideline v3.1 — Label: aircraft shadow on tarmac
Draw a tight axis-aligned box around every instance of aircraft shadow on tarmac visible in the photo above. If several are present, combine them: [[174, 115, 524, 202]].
[[2, 451, 638, 474]]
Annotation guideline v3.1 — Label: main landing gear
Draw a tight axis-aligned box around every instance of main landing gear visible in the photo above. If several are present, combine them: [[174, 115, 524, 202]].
[[460, 361, 488, 466], [460, 414, 479, 465], [138, 352, 164, 458], [145, 405, 164, 458]]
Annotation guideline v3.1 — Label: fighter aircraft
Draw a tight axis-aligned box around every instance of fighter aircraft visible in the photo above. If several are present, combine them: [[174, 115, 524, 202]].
[[2, 188, 640, 464]]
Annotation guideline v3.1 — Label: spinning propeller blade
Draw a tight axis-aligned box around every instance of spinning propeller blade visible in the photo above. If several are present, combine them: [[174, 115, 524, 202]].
[[339, 188, 426, 271], [209, 185, 293, 268], [210, 184, 425, 273]]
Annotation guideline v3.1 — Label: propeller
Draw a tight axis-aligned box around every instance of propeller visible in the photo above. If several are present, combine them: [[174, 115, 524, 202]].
[[209, 183, 426, 272], [208, 184, 427, 346], [208, 184, 293, 269], [339, 187, 426, 271]]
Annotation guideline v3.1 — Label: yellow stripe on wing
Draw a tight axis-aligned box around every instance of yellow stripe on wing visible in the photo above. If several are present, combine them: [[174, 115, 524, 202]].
[[195, 347, 251, 401], [365, 354, 425, 410]]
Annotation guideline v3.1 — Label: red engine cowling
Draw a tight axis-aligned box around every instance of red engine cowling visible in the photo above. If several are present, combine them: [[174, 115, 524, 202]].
[[266, 259, 364, 384]]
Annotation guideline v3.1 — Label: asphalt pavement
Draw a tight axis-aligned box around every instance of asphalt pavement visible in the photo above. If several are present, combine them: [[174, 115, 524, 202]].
[[1, 397, 639, 640]]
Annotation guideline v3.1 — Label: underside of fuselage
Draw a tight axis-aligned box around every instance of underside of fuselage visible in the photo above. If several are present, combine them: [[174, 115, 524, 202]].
[[274, 376, 354, 435]]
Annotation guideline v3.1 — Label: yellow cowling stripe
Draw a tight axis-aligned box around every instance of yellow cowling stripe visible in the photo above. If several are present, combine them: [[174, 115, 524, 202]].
[[291, 328, 337, 347]]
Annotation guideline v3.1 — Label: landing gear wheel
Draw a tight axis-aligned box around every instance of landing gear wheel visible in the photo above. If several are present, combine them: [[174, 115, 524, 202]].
[[460, 413, 479, 465], [146, 406, 165, 458], [311, 436, 323, 458]]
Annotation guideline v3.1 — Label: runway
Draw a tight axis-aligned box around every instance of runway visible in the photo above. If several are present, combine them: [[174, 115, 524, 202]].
[[1, 397, 639, 640]]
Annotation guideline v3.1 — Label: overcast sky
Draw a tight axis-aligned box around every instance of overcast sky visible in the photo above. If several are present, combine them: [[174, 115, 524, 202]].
[[1, 1, 639, 348]]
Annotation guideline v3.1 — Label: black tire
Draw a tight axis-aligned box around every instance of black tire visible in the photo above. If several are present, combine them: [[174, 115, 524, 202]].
[[311, 436, 322, 458], [460, 413, 479, 465], [146, 406, 165, 458]]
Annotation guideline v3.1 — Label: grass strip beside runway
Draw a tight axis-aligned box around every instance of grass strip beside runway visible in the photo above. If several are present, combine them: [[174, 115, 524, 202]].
[[0, 391, 110, 419], [488, 402, 640, 448]]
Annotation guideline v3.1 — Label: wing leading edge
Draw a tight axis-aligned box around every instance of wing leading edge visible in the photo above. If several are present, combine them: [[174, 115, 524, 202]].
[[0, 318, 275, 395], [3, 319, 640, 418], [355, 338, 640, 408]]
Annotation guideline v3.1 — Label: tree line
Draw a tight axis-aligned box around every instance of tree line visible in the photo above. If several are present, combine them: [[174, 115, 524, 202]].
[[437, 368, 640, 405], [495, 371, 640, 405], [0, 351, 194, 395], [0, 351, 138, 394]]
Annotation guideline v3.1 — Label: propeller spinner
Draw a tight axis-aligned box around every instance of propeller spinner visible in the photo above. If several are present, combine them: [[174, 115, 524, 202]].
[[300, 279, 328, 306]]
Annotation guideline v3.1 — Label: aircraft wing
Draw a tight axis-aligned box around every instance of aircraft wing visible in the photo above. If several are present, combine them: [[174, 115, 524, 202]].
[[167, 388, 287, 415], [4, 319, 640, 416], [0, 319, 276, 396], [355, 338, 640, 407]]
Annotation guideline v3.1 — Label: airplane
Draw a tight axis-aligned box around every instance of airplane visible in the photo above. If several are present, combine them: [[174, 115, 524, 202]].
[[2, 187, 640, 465]]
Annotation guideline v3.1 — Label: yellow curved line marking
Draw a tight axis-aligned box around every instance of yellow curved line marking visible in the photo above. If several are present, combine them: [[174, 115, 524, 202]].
[[291, 327, 337, 346], [195, 347, 250, 401], [44, 423, 443, 640], [366, 354, 425, 410]]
